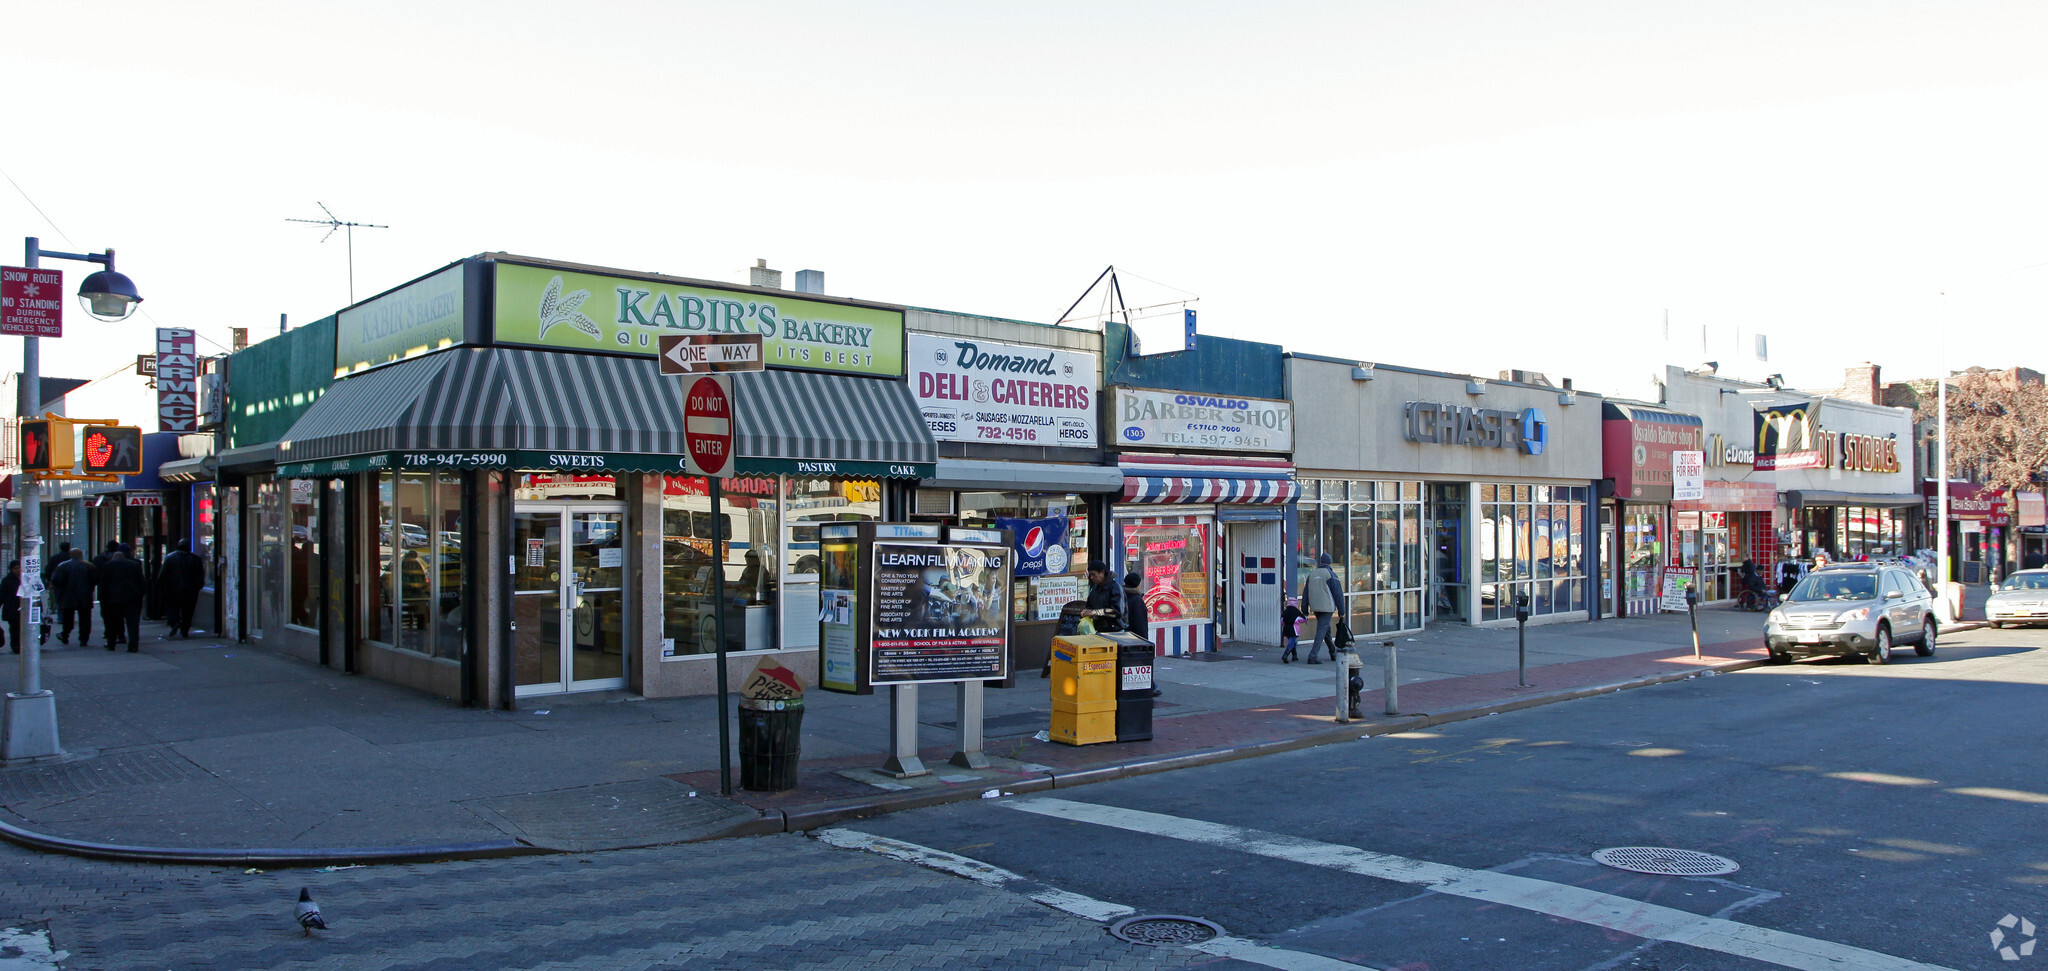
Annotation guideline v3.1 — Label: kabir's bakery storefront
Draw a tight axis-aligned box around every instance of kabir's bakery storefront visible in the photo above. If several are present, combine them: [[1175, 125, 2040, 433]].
[[269, 255, 935, 706]]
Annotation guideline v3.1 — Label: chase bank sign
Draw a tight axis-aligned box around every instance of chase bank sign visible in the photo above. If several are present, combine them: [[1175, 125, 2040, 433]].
[[1401, 402, 1548, 456]]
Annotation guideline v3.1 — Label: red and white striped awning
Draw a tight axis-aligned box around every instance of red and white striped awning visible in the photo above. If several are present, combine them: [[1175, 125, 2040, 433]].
[[1117, 455, 1296, 505]]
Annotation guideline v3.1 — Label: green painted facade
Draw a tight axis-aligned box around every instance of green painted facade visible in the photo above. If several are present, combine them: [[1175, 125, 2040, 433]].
[[227, 316, 337, 450]]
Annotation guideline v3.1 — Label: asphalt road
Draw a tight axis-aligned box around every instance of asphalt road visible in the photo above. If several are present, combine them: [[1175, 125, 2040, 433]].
[[842, 625, 2048, 971], [3, 626, 2043, 970]]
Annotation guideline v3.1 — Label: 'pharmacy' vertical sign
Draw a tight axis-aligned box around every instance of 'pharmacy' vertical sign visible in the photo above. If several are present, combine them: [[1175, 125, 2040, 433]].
[[158, 328, 199, 432]]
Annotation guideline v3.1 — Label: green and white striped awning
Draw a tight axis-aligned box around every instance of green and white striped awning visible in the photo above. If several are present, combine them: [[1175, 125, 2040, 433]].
[[275, 347, 935, 478]]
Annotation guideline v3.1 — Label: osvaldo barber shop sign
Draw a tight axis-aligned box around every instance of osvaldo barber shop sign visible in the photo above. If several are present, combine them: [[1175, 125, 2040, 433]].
[[494, 263, 903, 377], [1115, 387, 1293, 453]]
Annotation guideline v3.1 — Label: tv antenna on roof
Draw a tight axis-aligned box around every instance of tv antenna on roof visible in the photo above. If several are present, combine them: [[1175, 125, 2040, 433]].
[[286, 202, 389, 304]]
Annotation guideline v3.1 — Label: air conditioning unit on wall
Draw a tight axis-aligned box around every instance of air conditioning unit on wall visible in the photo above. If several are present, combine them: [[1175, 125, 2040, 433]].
[[913, 488, 955, 517]]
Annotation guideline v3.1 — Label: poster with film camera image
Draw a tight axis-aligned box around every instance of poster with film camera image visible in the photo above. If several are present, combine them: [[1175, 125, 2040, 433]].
[[870, 542, 1012, 684]]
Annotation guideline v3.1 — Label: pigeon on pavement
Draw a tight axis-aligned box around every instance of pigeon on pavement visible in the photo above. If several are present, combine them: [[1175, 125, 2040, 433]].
[[295, 887, 327, 936]]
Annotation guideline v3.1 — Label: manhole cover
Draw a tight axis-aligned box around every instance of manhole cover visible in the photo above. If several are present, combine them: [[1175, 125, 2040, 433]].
[[1592, 846, 1739, 876], [1108, 915, 1224, 946]]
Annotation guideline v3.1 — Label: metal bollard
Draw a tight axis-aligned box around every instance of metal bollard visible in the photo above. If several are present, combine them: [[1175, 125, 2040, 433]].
[[1383, 640, 1400, 716]]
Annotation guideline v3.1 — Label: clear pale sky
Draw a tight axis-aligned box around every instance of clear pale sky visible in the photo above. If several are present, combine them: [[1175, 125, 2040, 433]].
[[6, 0, 2048, 422]]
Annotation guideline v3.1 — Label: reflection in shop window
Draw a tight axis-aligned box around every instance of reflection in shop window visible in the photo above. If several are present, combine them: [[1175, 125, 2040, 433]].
[[956, 492, 1088, 622], [661, 474, 781, 657]]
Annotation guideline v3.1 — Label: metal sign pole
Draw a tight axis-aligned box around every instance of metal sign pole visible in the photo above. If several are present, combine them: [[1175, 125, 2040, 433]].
[[711, 476, 732, 796]]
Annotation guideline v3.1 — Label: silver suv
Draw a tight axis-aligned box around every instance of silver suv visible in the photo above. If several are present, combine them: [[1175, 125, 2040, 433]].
[[1766, 564, 1937, 664]]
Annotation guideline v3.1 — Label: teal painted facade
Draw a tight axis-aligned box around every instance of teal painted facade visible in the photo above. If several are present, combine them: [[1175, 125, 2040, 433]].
[[226, 316, 337, 450], [1103, 319, 1285, 400]]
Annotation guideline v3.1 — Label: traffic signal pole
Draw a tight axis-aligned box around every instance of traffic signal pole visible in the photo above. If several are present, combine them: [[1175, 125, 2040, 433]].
[[5, 238, 59, 762]]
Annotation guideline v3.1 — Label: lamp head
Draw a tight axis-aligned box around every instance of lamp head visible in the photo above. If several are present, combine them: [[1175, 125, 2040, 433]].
[[77, 268, 142, 321]]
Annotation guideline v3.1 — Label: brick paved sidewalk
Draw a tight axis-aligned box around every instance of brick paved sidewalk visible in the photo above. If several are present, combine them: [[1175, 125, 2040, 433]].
[[0, 609, 1770, 861]]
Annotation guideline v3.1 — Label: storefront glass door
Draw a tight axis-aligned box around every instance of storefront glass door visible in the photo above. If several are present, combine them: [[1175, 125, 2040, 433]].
[[513, 504, 627, 696]]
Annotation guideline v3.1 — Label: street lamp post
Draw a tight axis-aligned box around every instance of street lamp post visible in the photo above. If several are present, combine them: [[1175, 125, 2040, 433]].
[[4, 236, 142, 763]]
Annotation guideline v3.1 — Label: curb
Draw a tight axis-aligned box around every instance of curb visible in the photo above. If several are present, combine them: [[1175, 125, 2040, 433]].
[[0, 816, 553, 869]]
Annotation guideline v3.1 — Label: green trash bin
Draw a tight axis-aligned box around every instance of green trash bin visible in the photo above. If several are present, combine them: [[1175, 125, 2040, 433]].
[[737, 697, 804, 791]]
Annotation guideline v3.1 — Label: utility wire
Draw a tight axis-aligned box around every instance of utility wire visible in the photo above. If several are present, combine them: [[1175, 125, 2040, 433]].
[[2, 165, 235, 354]]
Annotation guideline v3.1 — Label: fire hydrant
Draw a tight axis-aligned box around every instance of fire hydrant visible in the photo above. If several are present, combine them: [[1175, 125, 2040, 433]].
[[1334, 644, 1365, 722]]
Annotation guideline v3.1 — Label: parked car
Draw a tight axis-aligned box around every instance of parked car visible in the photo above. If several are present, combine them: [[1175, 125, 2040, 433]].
[[1765, 563, 1937, 664], [1985, 569, 2048, 628]]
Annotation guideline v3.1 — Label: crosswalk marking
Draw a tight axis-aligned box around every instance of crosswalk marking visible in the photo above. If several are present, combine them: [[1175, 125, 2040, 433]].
[[1003, 796, 1958, 971], [814, 828, 1383, 971]]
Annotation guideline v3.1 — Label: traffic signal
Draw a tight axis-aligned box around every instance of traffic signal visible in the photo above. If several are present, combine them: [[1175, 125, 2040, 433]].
[[81, 425, 143, 475], [19, 418, 73, 473]]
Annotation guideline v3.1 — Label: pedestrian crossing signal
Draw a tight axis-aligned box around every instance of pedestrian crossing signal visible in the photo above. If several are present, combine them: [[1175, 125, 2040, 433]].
[[19, 419, 73, 473], [82, 425, 143, 475]]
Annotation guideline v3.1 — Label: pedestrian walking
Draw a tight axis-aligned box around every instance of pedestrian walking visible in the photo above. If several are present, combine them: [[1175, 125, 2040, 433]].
[[0, 559, 19, 654], [1280, 596, 1304, 663], [92, 541, 126, 648], [1122, 573, 1149, 640], [50, 548, 97, 646], [98, 547, 146, 653], [1298, 552, 1341, 664], [160, 540, 207, 638]]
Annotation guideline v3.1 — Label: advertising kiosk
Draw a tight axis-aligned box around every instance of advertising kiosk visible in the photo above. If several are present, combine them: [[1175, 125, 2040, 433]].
[[816, 522, 1013, 775]]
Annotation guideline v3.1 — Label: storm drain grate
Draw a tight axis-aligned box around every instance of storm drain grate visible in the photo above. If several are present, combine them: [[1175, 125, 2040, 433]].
[[1592, 846, 1739, 876], [1108, 915, 1224, 946]]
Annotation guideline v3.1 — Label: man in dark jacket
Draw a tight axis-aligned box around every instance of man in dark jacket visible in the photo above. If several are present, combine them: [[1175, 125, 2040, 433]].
[[92, 541, 125, 648], [98, 548, 146, 653], [1, 559, 19, 653], [159, 540, 207, 638], [50, 548, 96, 646], [1080, 561, 1123, 632]]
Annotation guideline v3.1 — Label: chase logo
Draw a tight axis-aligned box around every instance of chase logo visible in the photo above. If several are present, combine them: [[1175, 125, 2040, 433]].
[[1521, 408, 1548, 455], [1022, 526, 1047, 558], [1122, 426, 1146, 442]]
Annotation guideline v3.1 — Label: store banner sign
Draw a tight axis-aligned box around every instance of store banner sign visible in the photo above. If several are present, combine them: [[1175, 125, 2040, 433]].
[[869, 542, 1012, 684], [494, 262, 904, 377], [1754, 402, 1827, 470], [156, 328, 199, 432], [1602, 415, 1700, 501], [909, 334, 1096, 446], [1671, 450, 1704, 501], [1115, 388, 1292, 453], [994, 515, 1070, 577], [335, 264, 466, 376]]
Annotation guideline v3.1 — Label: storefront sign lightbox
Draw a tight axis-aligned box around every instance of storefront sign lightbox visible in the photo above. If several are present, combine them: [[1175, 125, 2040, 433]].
[[909, 334, 1096, 446], [335, 264, 466, 376], [1114, 388, 1292, 453], [494, 263, 904, 377]]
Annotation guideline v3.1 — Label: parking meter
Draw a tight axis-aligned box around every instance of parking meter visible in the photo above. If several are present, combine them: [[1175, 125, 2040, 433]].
[[1514, 592, 1530, 687]]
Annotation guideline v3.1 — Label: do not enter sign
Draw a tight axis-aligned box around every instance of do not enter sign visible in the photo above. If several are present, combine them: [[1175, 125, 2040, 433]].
[[683, 374, 735, 477]]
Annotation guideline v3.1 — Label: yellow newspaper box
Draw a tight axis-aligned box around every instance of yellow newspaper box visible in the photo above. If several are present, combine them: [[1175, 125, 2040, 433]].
[[1049, 634, 1118, 745]]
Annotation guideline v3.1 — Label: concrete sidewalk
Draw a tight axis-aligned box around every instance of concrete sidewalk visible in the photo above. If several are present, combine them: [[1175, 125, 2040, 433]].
[[0, 605, 1819, 865]]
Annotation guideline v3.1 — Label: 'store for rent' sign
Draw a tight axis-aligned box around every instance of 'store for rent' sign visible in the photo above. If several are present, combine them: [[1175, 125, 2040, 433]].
[[682, 374, 735, 477], [1, 266, 64, 337]]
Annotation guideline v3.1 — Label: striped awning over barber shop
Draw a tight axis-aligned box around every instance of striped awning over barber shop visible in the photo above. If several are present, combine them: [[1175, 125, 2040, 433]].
[[1117, 454, 1297, 504]]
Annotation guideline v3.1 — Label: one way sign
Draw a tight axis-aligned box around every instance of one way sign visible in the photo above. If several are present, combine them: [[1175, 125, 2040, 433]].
[[658, 334, 765, 374]]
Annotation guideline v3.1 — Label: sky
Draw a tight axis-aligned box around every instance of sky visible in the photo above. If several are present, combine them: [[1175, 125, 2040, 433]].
[[6, 0, 2048, 424]]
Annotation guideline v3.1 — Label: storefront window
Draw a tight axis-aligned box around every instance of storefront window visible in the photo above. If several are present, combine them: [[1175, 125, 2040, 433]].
[[661, 474, 781, 656], [1622, 506, 1662, 608], [1301, 478, 1426, 634], [1483, 486, 1591, 621], [958, 492, 1088, 623], [367, 471, 463, 660], [287, 479, 318, 629], [1123, 522, 1210, 626], [777, 476, 881, 651]]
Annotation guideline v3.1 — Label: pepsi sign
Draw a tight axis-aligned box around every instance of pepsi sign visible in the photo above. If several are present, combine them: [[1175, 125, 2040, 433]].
[[995, 515, 1069, 577]]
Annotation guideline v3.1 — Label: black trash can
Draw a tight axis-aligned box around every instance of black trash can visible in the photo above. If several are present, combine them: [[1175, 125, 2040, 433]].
[[737, 698, 804, 791], [1106, 631, 1154, 742]]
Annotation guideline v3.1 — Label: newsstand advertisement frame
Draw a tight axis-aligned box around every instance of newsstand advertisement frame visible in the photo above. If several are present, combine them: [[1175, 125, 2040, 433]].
[[870, 534, 1014, 687]]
